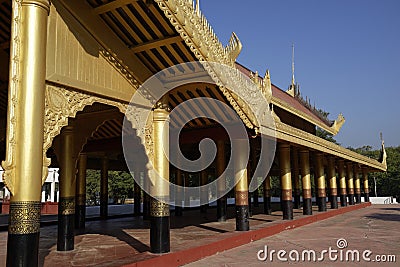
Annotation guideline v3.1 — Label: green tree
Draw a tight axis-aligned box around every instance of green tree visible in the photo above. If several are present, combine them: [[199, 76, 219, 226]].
[[108, 171, 134, 204], [350, 145, 400, 198], [86, 169, 100, 205]]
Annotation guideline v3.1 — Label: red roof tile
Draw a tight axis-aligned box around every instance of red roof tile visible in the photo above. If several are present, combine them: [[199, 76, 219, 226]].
[[235, 62, 331, 127]]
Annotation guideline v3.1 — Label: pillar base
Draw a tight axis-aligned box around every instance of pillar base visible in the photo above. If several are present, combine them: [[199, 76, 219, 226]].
[[330, 195, 338, 209], [150, 216, 170, 254], [175, 206, 183, 216], [263, 196, 272, 215], [303, 198, 312, 215], [235, 205, 249, 231], [253, 192, 259, 207], [75, 205, 86, 230], [217, 198, 227, 222], [134, 198, 141, 216], [355, 193, 361, 204], [57, 214, 75, 251], [7, 232, 40, 267], [294, 195, 301, 209], [364, 193, 370, 202], [100, 202, 108, 220], [340, 194, 347, 207], [315, 195, 321, 208], [348, 194, 355, 205], [282, 200, 293, 220], [318, 197, 327, 212], [248, 197, 253, 217]]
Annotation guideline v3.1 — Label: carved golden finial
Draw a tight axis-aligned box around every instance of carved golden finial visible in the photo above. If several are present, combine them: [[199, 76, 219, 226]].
[[379, 132, 387, 169], [226, 32, 242, 61], [263, 69, 272, 103], [195, 0, 200, 16], [291, 43, 295, 87], [287, 44, 296, 97], [330, 113, 345, 135]]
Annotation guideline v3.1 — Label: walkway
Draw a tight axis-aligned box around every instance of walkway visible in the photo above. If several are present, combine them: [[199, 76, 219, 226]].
[[0, 204, 398, 266], [185, 205, 399, 267]]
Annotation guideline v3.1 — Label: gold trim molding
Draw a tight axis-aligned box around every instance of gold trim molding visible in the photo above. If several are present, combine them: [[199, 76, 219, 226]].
[[154, 0, 273, 132], [9, 201, 41, 235], [150, 198, 170, 217], [274, 121, 386, 171], [59, 197, 75, 215]]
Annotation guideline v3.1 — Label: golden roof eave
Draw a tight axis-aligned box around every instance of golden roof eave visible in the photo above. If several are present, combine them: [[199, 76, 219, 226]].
[[154, 0, 263, 130], [274, 121, 386, 171], [272, 95, 345, 135]]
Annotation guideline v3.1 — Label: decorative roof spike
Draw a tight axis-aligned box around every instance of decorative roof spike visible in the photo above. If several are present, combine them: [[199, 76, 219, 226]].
[[379, 132, 387, 169], [195, 0, 200, 16], [263, 69, 272, 103], [330, 113, 345, 135], [291, 43, 295, 87], [226, 32, 242, 61]]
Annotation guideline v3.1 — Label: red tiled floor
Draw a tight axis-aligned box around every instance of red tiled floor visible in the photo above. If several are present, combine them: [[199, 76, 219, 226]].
[[185, 205, 400, 267], [0, 203, 385, 266]]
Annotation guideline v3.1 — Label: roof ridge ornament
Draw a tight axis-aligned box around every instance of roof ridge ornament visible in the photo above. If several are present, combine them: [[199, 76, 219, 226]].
[[329, 113, 345, 135], [195, 0, 200, 16], [379, 132, 387, 169], [287, 44, 299, 97]]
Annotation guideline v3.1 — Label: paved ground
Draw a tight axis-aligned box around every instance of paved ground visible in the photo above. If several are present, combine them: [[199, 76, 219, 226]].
[[185, 205, 400, 267], [0, 204, 398, 266]]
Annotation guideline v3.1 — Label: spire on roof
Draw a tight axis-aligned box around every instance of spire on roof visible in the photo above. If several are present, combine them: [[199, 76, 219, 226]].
[[287, 43, 300, 97], [291, 43, 295, 86]]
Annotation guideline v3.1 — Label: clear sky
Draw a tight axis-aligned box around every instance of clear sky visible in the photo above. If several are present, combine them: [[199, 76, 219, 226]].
[[200, 0, 400, 149]]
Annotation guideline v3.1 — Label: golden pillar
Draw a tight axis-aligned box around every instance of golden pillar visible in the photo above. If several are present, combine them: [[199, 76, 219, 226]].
[[174, 167, 183, 216], [247, 164, 253, 217], [292, 147, 301, 209], [142, 170, 150, 220], [263, 176, 272, 215], [338, 160, 347, 206], [362, 167, 370, 202], [234, 139, 249, 231], [314, 153, 327, 212], [327, 156, 338, 209], [216, 140, 227, 221], [5, 1, 50, 265], [354, 165, 361, 204], [75, 153, 87, 229], [100, 157, 109, 219], [346, 162, 355, 205], [279, 143, 293, 220], [299, 149, 312, 215], [150, 102, 170, 253], [57, 126, 76, 251]]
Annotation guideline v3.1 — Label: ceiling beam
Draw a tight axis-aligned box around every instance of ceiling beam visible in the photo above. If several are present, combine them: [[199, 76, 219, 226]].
[[130, 35, 181, 53], [94, 0, 139, 15]]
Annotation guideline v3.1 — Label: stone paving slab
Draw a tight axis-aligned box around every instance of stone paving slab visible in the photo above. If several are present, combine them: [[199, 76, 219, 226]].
[[185, 205, 400, 267], [1, 203, 394, 266]]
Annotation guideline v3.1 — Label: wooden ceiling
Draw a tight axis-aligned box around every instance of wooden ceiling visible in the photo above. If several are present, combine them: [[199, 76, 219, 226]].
[[83, 0, 198, 79]]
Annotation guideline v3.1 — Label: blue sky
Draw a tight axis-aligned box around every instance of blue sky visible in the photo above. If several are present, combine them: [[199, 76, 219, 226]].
[[200, 0, 400, 149]]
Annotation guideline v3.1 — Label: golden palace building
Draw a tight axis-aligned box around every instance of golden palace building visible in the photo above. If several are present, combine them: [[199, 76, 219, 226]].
[[0, 1, 386, 266]]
